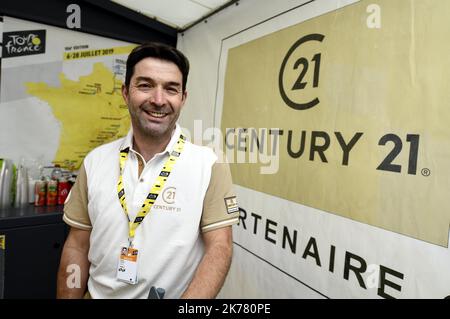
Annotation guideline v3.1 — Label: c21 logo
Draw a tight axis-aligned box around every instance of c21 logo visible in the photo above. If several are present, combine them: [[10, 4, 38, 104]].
[[278, 33, 324, 110]]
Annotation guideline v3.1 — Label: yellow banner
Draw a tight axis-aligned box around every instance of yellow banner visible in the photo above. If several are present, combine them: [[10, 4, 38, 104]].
[[63, 45, 136, 60], [221, 0, 450, 246], [0, 235, 5, 250]]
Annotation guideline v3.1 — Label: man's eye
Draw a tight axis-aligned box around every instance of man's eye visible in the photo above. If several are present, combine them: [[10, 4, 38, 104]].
[[166, 87, 179, 94]]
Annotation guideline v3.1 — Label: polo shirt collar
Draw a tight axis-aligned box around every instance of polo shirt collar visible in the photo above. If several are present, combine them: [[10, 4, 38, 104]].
[[119, 123, 182, 155]]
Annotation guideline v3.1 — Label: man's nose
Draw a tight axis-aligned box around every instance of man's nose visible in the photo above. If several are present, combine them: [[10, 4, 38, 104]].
[[149, 86, 165, 106]]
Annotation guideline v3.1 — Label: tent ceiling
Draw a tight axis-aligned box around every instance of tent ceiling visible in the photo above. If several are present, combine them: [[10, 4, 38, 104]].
[[110, 0, 236, 31]]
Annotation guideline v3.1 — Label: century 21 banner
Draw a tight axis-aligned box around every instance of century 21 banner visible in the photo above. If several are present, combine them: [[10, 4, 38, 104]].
[[221, 0, 450, 246]]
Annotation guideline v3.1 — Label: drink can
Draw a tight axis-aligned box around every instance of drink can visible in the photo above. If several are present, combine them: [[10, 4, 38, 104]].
[[57, 178, 71, 205], [46, 179, 58, 206], [34, 179, 47, 206]]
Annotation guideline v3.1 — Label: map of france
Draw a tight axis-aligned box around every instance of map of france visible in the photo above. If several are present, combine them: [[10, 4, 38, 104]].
[[25, 62, 130, 170]]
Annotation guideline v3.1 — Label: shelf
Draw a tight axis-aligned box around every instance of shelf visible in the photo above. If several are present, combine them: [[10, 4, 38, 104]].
[[0, 205, 64, 229]]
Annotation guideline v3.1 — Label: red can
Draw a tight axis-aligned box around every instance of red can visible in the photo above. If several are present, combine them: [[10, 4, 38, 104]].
[[46, 179, 58, 206], [57, 178, 71, 205]]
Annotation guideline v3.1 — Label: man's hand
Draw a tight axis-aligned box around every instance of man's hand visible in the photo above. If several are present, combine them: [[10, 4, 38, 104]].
[[181, 226, 233, 299]]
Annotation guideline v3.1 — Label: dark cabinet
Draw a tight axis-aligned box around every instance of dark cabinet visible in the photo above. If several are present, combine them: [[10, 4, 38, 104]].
[[0, 206, 67, 299]]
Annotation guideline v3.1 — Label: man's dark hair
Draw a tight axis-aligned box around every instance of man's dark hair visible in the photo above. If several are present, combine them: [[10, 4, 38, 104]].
[[125, 42, 190, 92]]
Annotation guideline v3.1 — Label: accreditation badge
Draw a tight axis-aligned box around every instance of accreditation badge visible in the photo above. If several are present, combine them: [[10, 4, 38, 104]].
[[116, 246, 139, 284]]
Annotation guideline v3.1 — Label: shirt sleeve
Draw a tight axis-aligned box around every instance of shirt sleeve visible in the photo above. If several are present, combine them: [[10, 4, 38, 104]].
[[200, 161, 239, 233], [63, 163, 92, 230]]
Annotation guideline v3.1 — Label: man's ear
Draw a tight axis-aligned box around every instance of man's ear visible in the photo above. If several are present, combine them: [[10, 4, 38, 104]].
[[121, 84, 129, 103], [181, 90, 188, 105]]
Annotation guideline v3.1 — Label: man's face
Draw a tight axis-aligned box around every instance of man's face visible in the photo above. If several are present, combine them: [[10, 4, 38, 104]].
[[122, 57, 186, 139]]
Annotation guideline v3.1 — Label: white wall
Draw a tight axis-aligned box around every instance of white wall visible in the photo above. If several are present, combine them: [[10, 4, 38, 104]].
[[177, 0, 450, 299]]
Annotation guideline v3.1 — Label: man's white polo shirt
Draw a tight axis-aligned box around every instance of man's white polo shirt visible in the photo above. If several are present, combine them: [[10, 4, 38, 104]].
[[63, 124, 239, 298]]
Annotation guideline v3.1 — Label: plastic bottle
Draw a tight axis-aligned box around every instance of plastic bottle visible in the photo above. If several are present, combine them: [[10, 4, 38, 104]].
[[0, 159, 13, 209], [51, 165, 63, 181], [14, 165, 29, 208]]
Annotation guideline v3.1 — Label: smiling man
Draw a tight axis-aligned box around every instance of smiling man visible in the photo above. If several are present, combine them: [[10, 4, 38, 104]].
[[57, 42, 239, 299]]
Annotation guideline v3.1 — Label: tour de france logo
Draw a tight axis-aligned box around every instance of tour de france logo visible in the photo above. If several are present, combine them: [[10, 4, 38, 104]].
[[2, 29, 46, 58], [278, 33, 324, 110]]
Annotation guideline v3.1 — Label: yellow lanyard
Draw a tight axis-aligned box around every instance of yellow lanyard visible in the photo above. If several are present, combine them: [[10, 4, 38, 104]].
[[117, 134, 186, 244]]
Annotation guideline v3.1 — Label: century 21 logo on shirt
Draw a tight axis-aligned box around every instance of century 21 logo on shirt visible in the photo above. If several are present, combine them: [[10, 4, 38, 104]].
[[2, 30, 46, 58]]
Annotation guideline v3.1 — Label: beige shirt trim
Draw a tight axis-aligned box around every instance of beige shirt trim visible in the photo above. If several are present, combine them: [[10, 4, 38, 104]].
[[200, 161, 239, 233], [63, 214, 92, 230], [63, 163, 91, 229], [202, 217, 240, 233]]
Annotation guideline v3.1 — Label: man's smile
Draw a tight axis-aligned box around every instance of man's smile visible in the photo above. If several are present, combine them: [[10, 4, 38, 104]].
[[142, 108, 170, 119], [148, 111, 168, 118]]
